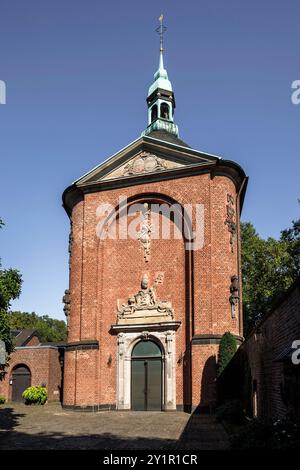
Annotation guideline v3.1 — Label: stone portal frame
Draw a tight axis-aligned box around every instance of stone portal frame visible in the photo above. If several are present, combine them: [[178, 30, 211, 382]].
[[113, 324, 179, 411]]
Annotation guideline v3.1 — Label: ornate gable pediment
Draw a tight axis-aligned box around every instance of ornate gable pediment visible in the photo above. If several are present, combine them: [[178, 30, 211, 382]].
[[102, 150, 184, 181], [75, 136, 219, 187]]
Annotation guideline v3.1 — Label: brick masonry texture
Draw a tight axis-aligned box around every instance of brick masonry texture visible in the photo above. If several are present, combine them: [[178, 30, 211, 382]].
[[64, 170, 243, 410]]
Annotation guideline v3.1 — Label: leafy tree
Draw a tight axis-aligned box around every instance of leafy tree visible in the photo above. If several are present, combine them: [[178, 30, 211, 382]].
[[280, 216, 300, 276], [0, 219, 22, 379], [8, 311, 67, 343], [241, 203, 300, 335], [217, 332, 237, 377]]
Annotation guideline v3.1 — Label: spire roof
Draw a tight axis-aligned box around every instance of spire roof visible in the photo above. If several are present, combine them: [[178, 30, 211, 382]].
[[143, 15, 179, 139], [148, 15, 172, 96], [148, 49, 172, 96]]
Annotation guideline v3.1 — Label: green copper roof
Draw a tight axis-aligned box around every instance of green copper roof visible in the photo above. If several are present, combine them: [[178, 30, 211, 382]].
[[143, 17, 179, 139], [148, 50, 173, 96], [143, 119, 178, 137]]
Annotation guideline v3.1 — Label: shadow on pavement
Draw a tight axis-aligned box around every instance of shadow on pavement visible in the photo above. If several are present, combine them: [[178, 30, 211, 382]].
[[0, 406, 228, 450], [0, 407, 25, 432]]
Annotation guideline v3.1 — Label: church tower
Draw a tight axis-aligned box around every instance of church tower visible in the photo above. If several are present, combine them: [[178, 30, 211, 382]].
[[62, 17, 248, 412], [143, 16, 178, 138]]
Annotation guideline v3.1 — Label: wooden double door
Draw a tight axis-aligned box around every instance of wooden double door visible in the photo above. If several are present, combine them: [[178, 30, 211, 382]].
[[131, 340, 162, 411]]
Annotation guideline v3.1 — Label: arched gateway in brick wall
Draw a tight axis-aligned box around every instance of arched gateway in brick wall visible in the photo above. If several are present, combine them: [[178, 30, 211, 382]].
[[61, 21, 247, 412]]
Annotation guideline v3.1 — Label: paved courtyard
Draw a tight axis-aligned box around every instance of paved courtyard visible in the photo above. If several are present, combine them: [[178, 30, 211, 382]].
[[0, 403, 229, 450]]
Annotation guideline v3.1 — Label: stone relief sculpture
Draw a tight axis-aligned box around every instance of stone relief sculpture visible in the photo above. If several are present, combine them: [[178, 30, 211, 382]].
[[229, 275, 239, 319], [68, 220, 73, 267], [101, 151, 184, 182], [123, 151, 168, 176], [165, 331, 175, 355], [117, 333, 125, 357], [134, 274, 156, 307], [62, 289, 71, 328], [225, 193, 237, 253], [137, 203, 153, 262], [117, 274, 174, 323]]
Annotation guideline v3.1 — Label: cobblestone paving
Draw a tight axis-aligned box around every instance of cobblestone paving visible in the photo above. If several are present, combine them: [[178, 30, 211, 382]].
[[0, 403, 229, 450]]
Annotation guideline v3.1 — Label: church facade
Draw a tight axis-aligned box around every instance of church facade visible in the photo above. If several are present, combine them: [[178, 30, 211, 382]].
[[62, 28, 247, 412]]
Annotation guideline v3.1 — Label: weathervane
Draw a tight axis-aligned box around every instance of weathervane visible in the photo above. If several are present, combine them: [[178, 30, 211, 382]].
[[156, 14, 167, 52]]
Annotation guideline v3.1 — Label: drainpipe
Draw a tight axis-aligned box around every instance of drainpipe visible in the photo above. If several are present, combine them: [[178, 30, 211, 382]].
[[236, 177, 248, 339]]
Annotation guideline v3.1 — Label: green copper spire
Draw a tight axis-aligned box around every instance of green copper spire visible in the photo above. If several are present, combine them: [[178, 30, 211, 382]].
[[149, 48, 172, 96], [143, 15, 179, 138], [150, 15, 171, 93]]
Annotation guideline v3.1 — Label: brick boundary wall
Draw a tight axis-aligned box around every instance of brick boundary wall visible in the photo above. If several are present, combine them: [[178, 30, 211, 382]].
[[218, 276, 300, 420], [0, 346, 62, 403]]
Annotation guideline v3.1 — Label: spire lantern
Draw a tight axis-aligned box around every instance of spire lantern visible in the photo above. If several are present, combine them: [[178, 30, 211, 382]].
[[142, 15, 179, 138]]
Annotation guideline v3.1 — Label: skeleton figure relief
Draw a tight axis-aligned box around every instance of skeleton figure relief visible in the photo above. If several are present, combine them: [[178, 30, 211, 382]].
[[137, 203, 153, 262]]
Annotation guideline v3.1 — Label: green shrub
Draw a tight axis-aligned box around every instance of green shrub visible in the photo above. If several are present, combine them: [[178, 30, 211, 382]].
[[217, 332, 237, 377], [0, 395, 6, 404], [22, 386, 47, 405], [215, 399, 245, 425]]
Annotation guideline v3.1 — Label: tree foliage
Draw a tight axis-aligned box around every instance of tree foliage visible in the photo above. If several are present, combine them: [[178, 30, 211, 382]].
[[8, 311, 67, 343], [0, 219, 22, 359], [241, 205, 300, 335], [217, 332, 237, 377], [0, 268, 22, 312]]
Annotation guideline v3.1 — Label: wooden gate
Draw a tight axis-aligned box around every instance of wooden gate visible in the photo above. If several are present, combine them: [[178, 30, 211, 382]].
[[12, 365, 31, 402]]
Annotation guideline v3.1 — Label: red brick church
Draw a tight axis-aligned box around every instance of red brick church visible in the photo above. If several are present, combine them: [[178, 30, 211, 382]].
[[62, 22, 247, 412]]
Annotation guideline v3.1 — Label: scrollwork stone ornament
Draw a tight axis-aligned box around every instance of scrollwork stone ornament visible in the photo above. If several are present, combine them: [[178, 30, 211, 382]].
[[165, 331, 174, 355], [123, 151, 168, 176], [117, 274, 174, 323], [118, 333, 125, 356], [229, 275, 239, 319]]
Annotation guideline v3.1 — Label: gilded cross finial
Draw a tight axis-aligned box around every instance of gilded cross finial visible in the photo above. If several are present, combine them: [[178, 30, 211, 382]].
[[156, 14, 167, 52]]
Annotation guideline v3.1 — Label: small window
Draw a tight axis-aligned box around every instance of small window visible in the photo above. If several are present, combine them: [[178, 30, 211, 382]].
[[151, 104, 158, 122], [160, 102, 170, 120]]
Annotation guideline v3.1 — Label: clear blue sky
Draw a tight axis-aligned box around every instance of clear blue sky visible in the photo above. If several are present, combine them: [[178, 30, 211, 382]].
[[0, 1, 299, 320]]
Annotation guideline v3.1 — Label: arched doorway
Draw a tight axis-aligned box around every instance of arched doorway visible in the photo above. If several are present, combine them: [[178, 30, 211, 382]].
[[11, 365, 31, 402], [131, 340, 162, 411]]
